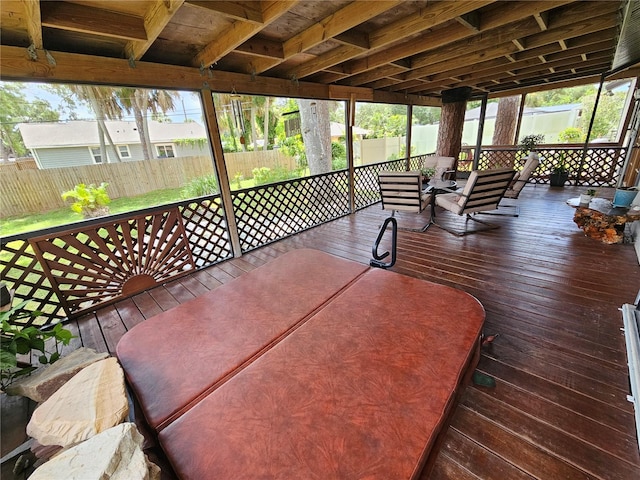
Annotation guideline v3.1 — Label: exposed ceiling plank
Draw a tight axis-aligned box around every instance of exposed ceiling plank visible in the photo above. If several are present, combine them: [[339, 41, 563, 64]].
[[343, 0, 575, 80], [287, 0, 496, 80], [236, 37, 284, 59], [247, 0, 398, 75], [40, 1, 147, 41], [385, 36, 615, 95], [368, 0, 495, 49], [403, 8, 618, 84], [282, 0, 401, 59], [21, 0, 42, 48], [187, 1, 264, 24], [534, 11, 550, 30], [195, 1, 296, 68], [125, 0, 185, 60], [456, 11, 481, 31]]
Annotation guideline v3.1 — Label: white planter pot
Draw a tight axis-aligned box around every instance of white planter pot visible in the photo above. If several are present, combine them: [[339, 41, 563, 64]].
[[579, 194, 591, 206]]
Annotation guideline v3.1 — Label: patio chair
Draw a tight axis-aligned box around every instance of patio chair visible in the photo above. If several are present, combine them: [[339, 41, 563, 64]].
[[481, 153, 539, 216], [378, 170, 432, 232], [430, 168, 516, 236], [422, 155, 455, 181]]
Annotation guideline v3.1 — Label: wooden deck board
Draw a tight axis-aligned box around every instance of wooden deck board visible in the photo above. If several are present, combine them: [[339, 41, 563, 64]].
[[73, 185, 640, 479]]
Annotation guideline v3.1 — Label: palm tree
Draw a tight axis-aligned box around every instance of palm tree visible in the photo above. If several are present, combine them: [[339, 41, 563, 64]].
[[70, 85, 122, 163], [116, 88, 179, 160]]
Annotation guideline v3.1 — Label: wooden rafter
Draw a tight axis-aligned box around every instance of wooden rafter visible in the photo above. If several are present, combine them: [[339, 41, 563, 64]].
[[246, 0, 401, 75], [125, 0, 185, 60], [40, 2, 147, 41], [21, 0, 42, 48], [288, 0, 496, 80], [194, 1, 296, 68], [188, 1, 265, 24]]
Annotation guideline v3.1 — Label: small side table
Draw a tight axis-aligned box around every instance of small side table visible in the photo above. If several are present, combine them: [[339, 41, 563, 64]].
[[566, 197, 640, 244]]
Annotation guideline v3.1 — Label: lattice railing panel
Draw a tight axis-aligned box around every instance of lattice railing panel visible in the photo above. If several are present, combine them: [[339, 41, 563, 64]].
[[2, 197, 234, 326], [180, 196, 233, 267], [479, 146, 625, 186], [31, 208, 196, 317], [354, 159, 404, 210], [232, 171, 350, 252], [576, 148, 626, 187], [0, 238, 64, 327]]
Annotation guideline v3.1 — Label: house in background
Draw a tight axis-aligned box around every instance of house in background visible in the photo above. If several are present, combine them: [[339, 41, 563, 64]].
[[18, 120, 208, 169]]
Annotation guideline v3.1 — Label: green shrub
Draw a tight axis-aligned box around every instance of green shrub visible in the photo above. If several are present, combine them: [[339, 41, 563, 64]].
[[331, 142, 346, 170], [61, 182, 111, 218], [558, 127, 585, 143], [252, 166, 300, 185], [182, 175, 219, 198], [1, 301, 75, 391]]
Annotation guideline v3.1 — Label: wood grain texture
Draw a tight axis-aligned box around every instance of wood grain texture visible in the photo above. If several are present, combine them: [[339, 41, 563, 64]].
[[76, 185, 640, 479]]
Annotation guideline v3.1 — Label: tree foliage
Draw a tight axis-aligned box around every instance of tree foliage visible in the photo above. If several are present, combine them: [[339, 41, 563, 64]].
[[0, 82, 59, 160]]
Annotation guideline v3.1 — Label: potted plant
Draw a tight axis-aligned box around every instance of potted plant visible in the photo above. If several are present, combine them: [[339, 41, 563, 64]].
[[518, 134, 545, 160], [549, 153, 570, 187], [420, 167, 436, 184], [61, 182, 111, 219], [1, 300, 75, 392], [579, 189, 597, 206]]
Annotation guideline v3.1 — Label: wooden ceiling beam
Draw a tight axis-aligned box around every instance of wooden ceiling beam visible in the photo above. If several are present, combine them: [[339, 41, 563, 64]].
[[409, 2, 618, 75], [0, 44, 439, 106], [343, 64, 409, 86], [125, 0, 185, 60], [287, 0, 495, 80], [456, 11, 481, 31], [248, 1, 400, 75], [235, 36, 284, 59], [399, 9, 618, 86], [282, 1, 401, 59], [195, 1, 295, 68], [534, 11, 550, 30], [344, 1, 574, 79], [21, 0, 42, 49], [40, 1, 147, 41], [388, 37, 614, 96], [187, 1, 265, 24]]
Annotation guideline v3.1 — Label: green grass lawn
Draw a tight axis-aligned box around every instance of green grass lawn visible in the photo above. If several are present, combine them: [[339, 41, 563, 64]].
[[1, 187, 185, 237]]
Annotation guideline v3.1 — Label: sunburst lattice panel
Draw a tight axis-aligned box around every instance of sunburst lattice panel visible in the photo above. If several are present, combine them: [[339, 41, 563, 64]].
[[31, 209, 196, 317]]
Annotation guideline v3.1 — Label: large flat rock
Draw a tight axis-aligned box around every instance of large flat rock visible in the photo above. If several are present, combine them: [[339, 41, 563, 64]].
[[28, 423, 160, 480], [27, 358, 129, 447], [6, 347, 109, 402]]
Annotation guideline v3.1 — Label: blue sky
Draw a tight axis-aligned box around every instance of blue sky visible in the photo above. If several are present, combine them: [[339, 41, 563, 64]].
[[18, 82, 204, 124]]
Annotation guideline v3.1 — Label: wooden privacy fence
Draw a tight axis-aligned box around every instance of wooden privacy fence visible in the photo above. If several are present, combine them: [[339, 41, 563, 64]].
[[224, 150, 297, 179], [1, 150, 295, 218]]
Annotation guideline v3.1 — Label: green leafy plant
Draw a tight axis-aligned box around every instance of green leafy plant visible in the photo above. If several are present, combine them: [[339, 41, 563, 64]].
[[1, 301, 75, 391], [420, 167, 436, 179], [61, 182, 111, 218], [586, 189, 597, 197], [251, 166, 300, 185], [518, 134, 545, 154], [552, 163, 569, 174], [234, 172, 244, 189], [181, 175, 219, 198]]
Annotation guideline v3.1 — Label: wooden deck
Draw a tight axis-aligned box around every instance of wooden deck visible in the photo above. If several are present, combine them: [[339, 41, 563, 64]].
[[67, 185, 640, 479]]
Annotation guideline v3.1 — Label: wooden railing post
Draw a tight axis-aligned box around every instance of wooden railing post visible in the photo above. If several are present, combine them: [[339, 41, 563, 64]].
[[201, 88, 242, 257]]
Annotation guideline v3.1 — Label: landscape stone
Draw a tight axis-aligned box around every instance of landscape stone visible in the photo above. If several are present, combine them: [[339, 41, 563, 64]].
[[26, 357, 129, 447], [5, 347, 109, 402], [28, 423, 160, 480]]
